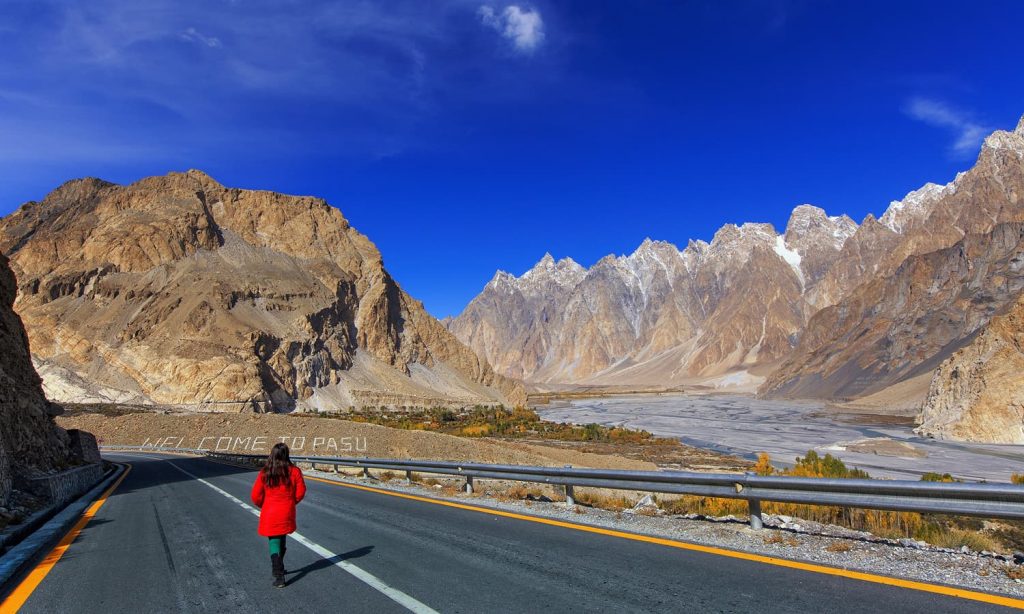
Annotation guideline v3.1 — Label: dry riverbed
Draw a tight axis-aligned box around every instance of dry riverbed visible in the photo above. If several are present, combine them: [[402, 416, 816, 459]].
[[538, 393, 1024, 482]]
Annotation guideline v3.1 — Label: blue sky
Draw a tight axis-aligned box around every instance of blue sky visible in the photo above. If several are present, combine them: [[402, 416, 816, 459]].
[[1, 1, 1023, 318]]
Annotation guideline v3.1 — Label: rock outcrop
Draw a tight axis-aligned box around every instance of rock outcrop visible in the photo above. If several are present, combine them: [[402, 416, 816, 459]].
[[0, 252, 70, 505], [915, 296, 1024, 443], [0, 171, 524, 411]]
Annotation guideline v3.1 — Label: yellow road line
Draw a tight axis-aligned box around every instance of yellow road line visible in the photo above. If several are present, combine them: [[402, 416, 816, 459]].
[[1, 465, 132, 614], [301, 474, 1024, 610]]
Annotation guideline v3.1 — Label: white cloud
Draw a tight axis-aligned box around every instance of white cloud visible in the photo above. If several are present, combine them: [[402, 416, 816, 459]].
[[905, 98, 990, 156], [180, 27, 222, 48], [479, 5, 544, 52]]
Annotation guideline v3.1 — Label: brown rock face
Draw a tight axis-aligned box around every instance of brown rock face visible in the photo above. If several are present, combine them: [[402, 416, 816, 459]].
[[0, 252, 69, 504], [762, 222, 1024, 398], [915, 296, 1024, 443], [0, 171, 524, 410]]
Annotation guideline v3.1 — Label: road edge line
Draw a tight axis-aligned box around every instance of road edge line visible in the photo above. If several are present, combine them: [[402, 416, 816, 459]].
[[0, 463, 132, 613]]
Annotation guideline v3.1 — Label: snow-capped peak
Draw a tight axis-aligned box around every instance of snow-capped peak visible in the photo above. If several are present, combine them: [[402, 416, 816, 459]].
[[880, 179, 959, 233], [982, 120, 1024, 160], [528, 252, 556, 272], [517, 253, 586, 290], [486, 270, 517, 291], [628, 237, 678, 260]]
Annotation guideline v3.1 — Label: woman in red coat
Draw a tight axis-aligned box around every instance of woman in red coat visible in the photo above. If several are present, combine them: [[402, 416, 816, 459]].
[[251, 443, 306, 588]]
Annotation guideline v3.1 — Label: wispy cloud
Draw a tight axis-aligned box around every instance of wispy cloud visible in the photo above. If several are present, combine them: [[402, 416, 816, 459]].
[[180, 27, 222, 48], [904, 98, 991, 156], [479, 5, 545, 52], [0, 0, 560, 171]]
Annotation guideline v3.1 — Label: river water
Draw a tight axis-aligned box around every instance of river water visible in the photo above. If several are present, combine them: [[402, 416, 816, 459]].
[[536, 394, 1024, 482]]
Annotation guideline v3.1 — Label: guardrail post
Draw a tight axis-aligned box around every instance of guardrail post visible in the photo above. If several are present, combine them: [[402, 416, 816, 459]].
[[464, 475, 474, 494], [333, 463, 340, 474], [405, 470, 413, 484], [748, 499, 763, 530], [362, 465, 370, 479], [564, 484, 575, 508], [739, 472, 763, 530]]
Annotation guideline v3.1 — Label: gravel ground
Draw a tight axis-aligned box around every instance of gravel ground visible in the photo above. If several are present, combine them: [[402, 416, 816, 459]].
[[295, 464, 1024, 599]]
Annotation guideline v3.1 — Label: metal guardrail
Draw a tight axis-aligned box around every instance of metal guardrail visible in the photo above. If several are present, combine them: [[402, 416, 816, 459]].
[[102, 446, 1024, 529]]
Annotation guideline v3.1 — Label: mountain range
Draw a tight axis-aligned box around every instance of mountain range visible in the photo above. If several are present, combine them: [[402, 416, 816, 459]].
[[450, 115, 1024, 442]]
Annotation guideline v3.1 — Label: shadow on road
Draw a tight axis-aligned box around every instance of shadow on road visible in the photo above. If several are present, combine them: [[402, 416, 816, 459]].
[[287, 545, 375, 585]]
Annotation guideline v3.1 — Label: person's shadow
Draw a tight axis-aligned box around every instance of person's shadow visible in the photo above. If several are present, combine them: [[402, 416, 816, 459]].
[[287, 545, 374, 584]]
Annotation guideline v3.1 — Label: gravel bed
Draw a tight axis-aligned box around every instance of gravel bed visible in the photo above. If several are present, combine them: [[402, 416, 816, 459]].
[[303, 467, 1024, 599]]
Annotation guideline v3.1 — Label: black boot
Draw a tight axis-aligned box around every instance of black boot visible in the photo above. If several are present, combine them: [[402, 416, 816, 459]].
[[271, 554, 286, 588], [281, 543, 288, 574]]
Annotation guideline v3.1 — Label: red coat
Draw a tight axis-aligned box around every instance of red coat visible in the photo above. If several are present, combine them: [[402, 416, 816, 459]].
[[251, 465, 306, 536]]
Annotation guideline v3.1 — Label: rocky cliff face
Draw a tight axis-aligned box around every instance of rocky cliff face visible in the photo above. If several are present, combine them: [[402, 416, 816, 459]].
[[915, 296, 1024, 443], [0, 252, 69, 505], [0, 171, 524, 410]]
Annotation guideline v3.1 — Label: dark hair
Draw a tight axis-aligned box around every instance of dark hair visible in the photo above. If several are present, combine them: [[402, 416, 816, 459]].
[[261, 443, 292, 487]]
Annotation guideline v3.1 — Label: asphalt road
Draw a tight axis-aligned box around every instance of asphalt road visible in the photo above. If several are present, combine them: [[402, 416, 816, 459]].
[[8, 452, 1018, 613]]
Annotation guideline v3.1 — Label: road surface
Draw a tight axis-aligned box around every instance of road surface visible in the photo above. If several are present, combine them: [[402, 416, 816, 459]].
[[5, 452, 1018, 613]]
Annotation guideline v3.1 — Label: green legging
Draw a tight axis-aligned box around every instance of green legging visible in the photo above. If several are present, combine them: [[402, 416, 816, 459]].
[[269, 535, 287, 556]]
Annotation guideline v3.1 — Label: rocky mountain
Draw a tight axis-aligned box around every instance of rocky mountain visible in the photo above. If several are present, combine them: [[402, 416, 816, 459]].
[[450, 207, 859, 388], [915, 295, 1024, 444], [0, 252, 70, 505], [763, 118, 1024, 400], [451, 114, 1024, 435], [0, 171, 524, 411]]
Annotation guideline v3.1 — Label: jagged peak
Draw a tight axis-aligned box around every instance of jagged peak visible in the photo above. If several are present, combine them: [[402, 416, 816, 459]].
[[784, 204, 857, 247], [629, 237, 676, 258], [486, 270, 517, 291], [880, 180, 958, 233], [517, 253, 585, 289], [982, 123, 1024, 158]]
